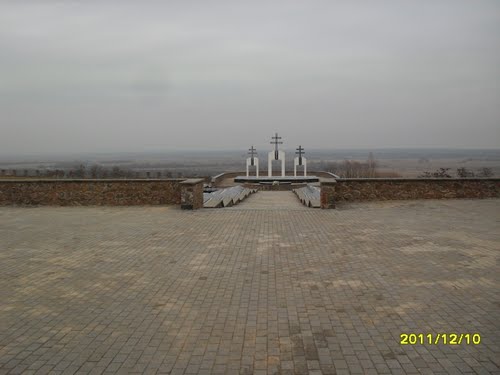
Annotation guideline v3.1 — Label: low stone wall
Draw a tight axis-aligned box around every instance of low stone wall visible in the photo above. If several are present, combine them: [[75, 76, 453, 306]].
[[211, 172, 232, 186], [0, 179, 186, 206], [320, 178, 500, 208]]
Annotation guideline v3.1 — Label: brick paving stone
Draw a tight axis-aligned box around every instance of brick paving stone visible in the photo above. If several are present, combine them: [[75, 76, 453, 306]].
[[0, 198, 499, 374]]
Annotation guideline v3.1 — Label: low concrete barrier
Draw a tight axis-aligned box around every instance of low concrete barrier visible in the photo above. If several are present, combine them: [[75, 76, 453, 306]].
[[320, 178, 500, 208], [242, 183, 308, 191], [212, 171, 341, 187]]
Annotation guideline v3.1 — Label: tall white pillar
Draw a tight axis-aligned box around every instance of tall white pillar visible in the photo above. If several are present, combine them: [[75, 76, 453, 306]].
[[246, 157, 259, 177], [294, 156, 307, 176], [268, 150, 285, 177]]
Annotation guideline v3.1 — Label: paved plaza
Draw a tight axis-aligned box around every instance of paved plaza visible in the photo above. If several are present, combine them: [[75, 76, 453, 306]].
[[0, 195, 499, 374]]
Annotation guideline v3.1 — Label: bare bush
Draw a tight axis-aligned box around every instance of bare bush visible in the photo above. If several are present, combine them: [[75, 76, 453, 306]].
[[90, 164, 105, 178], [419, 168, 452, 178], [367, 152, 377, 177], [456, 167, 475, 178], [323, 153, 386, 178], [478, 167, 493, 177], [422, 167, 494, 178]]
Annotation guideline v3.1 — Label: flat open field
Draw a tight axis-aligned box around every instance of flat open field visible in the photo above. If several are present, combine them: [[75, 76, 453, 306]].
[[1, 197, 499, 374]]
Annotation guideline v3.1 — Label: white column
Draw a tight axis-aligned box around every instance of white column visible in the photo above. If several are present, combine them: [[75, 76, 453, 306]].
[[268, 150, 285, 177], [294, 156, 307, 176], [247, 158, 259, 177], [268, 151, 273, 177], [281, 152, 285, 177]]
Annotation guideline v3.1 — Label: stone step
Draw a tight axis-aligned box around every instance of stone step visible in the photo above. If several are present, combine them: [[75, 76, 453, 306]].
[[204, 186, 255, 208], [293, 184, 320, 208]]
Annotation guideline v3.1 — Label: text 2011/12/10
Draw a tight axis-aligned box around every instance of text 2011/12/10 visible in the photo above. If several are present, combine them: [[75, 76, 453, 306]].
[[400, 333, 481, 345]]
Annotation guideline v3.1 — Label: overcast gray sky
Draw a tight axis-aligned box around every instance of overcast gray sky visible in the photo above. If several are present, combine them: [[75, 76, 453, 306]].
[[0, 0, 499, 154]]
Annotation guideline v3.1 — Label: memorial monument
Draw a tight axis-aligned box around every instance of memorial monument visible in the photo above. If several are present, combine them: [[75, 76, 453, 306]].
[[234, 133, 319, 184], [246, 146, 259, 177], [268, 133, 285, 177], [294, 145, 307, 177]]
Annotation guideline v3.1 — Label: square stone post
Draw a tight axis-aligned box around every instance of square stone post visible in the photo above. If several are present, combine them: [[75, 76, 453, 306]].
[[320, 179, 336, 209], [180, 178, 204, 209]]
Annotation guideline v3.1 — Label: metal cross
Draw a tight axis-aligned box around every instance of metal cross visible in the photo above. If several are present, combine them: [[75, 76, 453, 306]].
[[270, 133, 283, 160], [295, 145, 305, 165], [248, 146, 257, 166]]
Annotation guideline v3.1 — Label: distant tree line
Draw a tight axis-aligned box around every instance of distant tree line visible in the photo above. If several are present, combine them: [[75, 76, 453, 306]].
[[419, 167, 493, 178], [308, 153, 496, 179], [71, 164, 179, 178], [312, 153, 389, 178], [0, 165, 184, 179]]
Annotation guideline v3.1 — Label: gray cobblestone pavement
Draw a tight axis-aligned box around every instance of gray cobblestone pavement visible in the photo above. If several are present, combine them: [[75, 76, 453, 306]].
[[0, 197, 499, 374]]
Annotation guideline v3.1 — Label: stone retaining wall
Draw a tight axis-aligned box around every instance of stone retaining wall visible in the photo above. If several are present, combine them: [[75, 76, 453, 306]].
[[0, 179, 186, 206], [320, 178, 500, 208]]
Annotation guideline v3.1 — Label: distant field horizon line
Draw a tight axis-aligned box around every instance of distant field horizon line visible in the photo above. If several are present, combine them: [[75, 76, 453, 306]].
[[1, 146, 499, 156]]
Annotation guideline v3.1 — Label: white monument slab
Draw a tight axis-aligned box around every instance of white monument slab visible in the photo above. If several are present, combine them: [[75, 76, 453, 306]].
[[294, 145, 307, 177], [268, 133, 285, 177], [294, 156, 307, 176], [246, 146, 259, 177], [268, 150, 285, 177], [246, 157, 259, 177]]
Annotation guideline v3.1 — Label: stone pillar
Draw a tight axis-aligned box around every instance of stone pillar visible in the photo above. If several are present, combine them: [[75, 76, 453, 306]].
[[180, 178, 204, 209], [246, 157, 259, 177], [268, 150, 285, 177], [320, 180, 336, 209]]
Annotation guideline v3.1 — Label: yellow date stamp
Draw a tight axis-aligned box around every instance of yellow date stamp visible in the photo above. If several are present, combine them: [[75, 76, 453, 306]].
[[400, 333, 481, 345]]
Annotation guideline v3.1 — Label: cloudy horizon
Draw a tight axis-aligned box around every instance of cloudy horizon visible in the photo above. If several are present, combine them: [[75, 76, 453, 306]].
[[1, 0, 499, 154]]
